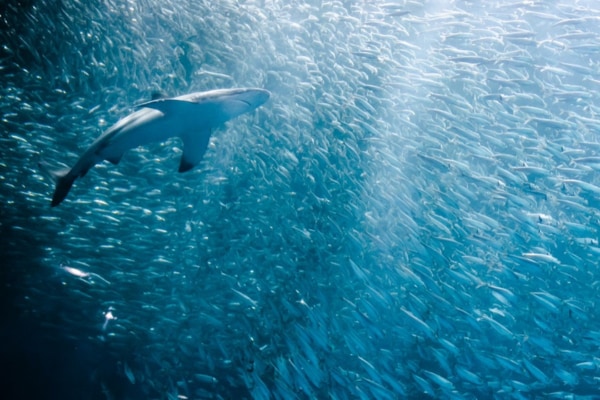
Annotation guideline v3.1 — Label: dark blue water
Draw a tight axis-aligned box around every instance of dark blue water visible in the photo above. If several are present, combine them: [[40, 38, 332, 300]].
[[2, 0, 600, 398]]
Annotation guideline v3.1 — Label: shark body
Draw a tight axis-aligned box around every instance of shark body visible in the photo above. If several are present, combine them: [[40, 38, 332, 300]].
[[44, 88, 270, 206]]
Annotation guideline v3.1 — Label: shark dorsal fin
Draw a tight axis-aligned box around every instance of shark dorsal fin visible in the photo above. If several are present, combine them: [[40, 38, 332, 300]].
[[151, 91, 168, 100]]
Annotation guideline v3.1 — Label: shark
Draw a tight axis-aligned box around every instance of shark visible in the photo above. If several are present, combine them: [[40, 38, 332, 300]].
[[42, 88, 270, 206]]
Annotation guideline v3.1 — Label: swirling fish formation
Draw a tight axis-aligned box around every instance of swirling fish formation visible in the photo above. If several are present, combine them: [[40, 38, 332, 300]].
[[2, 0, 600, 398]]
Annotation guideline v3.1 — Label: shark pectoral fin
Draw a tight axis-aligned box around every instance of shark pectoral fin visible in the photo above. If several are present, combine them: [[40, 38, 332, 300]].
[[105, 153, 123, 165], [179, 129, 212, 173]]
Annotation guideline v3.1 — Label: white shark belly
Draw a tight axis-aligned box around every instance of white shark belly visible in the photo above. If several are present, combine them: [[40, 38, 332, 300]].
[[95, 109, 178, 163]]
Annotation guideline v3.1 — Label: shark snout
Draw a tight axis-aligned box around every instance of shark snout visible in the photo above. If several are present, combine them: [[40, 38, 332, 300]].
[[237, 88, 270, 108], [218, 88, 270, 121]]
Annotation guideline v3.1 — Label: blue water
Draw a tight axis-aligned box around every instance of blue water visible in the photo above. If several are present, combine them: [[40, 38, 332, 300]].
[[2, 0, 600, 398]]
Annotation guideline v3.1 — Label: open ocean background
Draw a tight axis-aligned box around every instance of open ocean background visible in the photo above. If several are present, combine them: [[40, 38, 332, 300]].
[[2, 0, 600, 398]]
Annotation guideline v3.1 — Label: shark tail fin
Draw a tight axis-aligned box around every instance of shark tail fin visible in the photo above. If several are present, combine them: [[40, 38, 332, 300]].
[[39, 161, 76, 207]]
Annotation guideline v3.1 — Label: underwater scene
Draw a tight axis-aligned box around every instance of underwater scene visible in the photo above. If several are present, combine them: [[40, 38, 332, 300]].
[[2, 0, 600, 398]]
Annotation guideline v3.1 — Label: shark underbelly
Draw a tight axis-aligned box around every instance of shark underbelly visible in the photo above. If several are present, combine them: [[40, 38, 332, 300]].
[[96, 110, 182, 163]]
